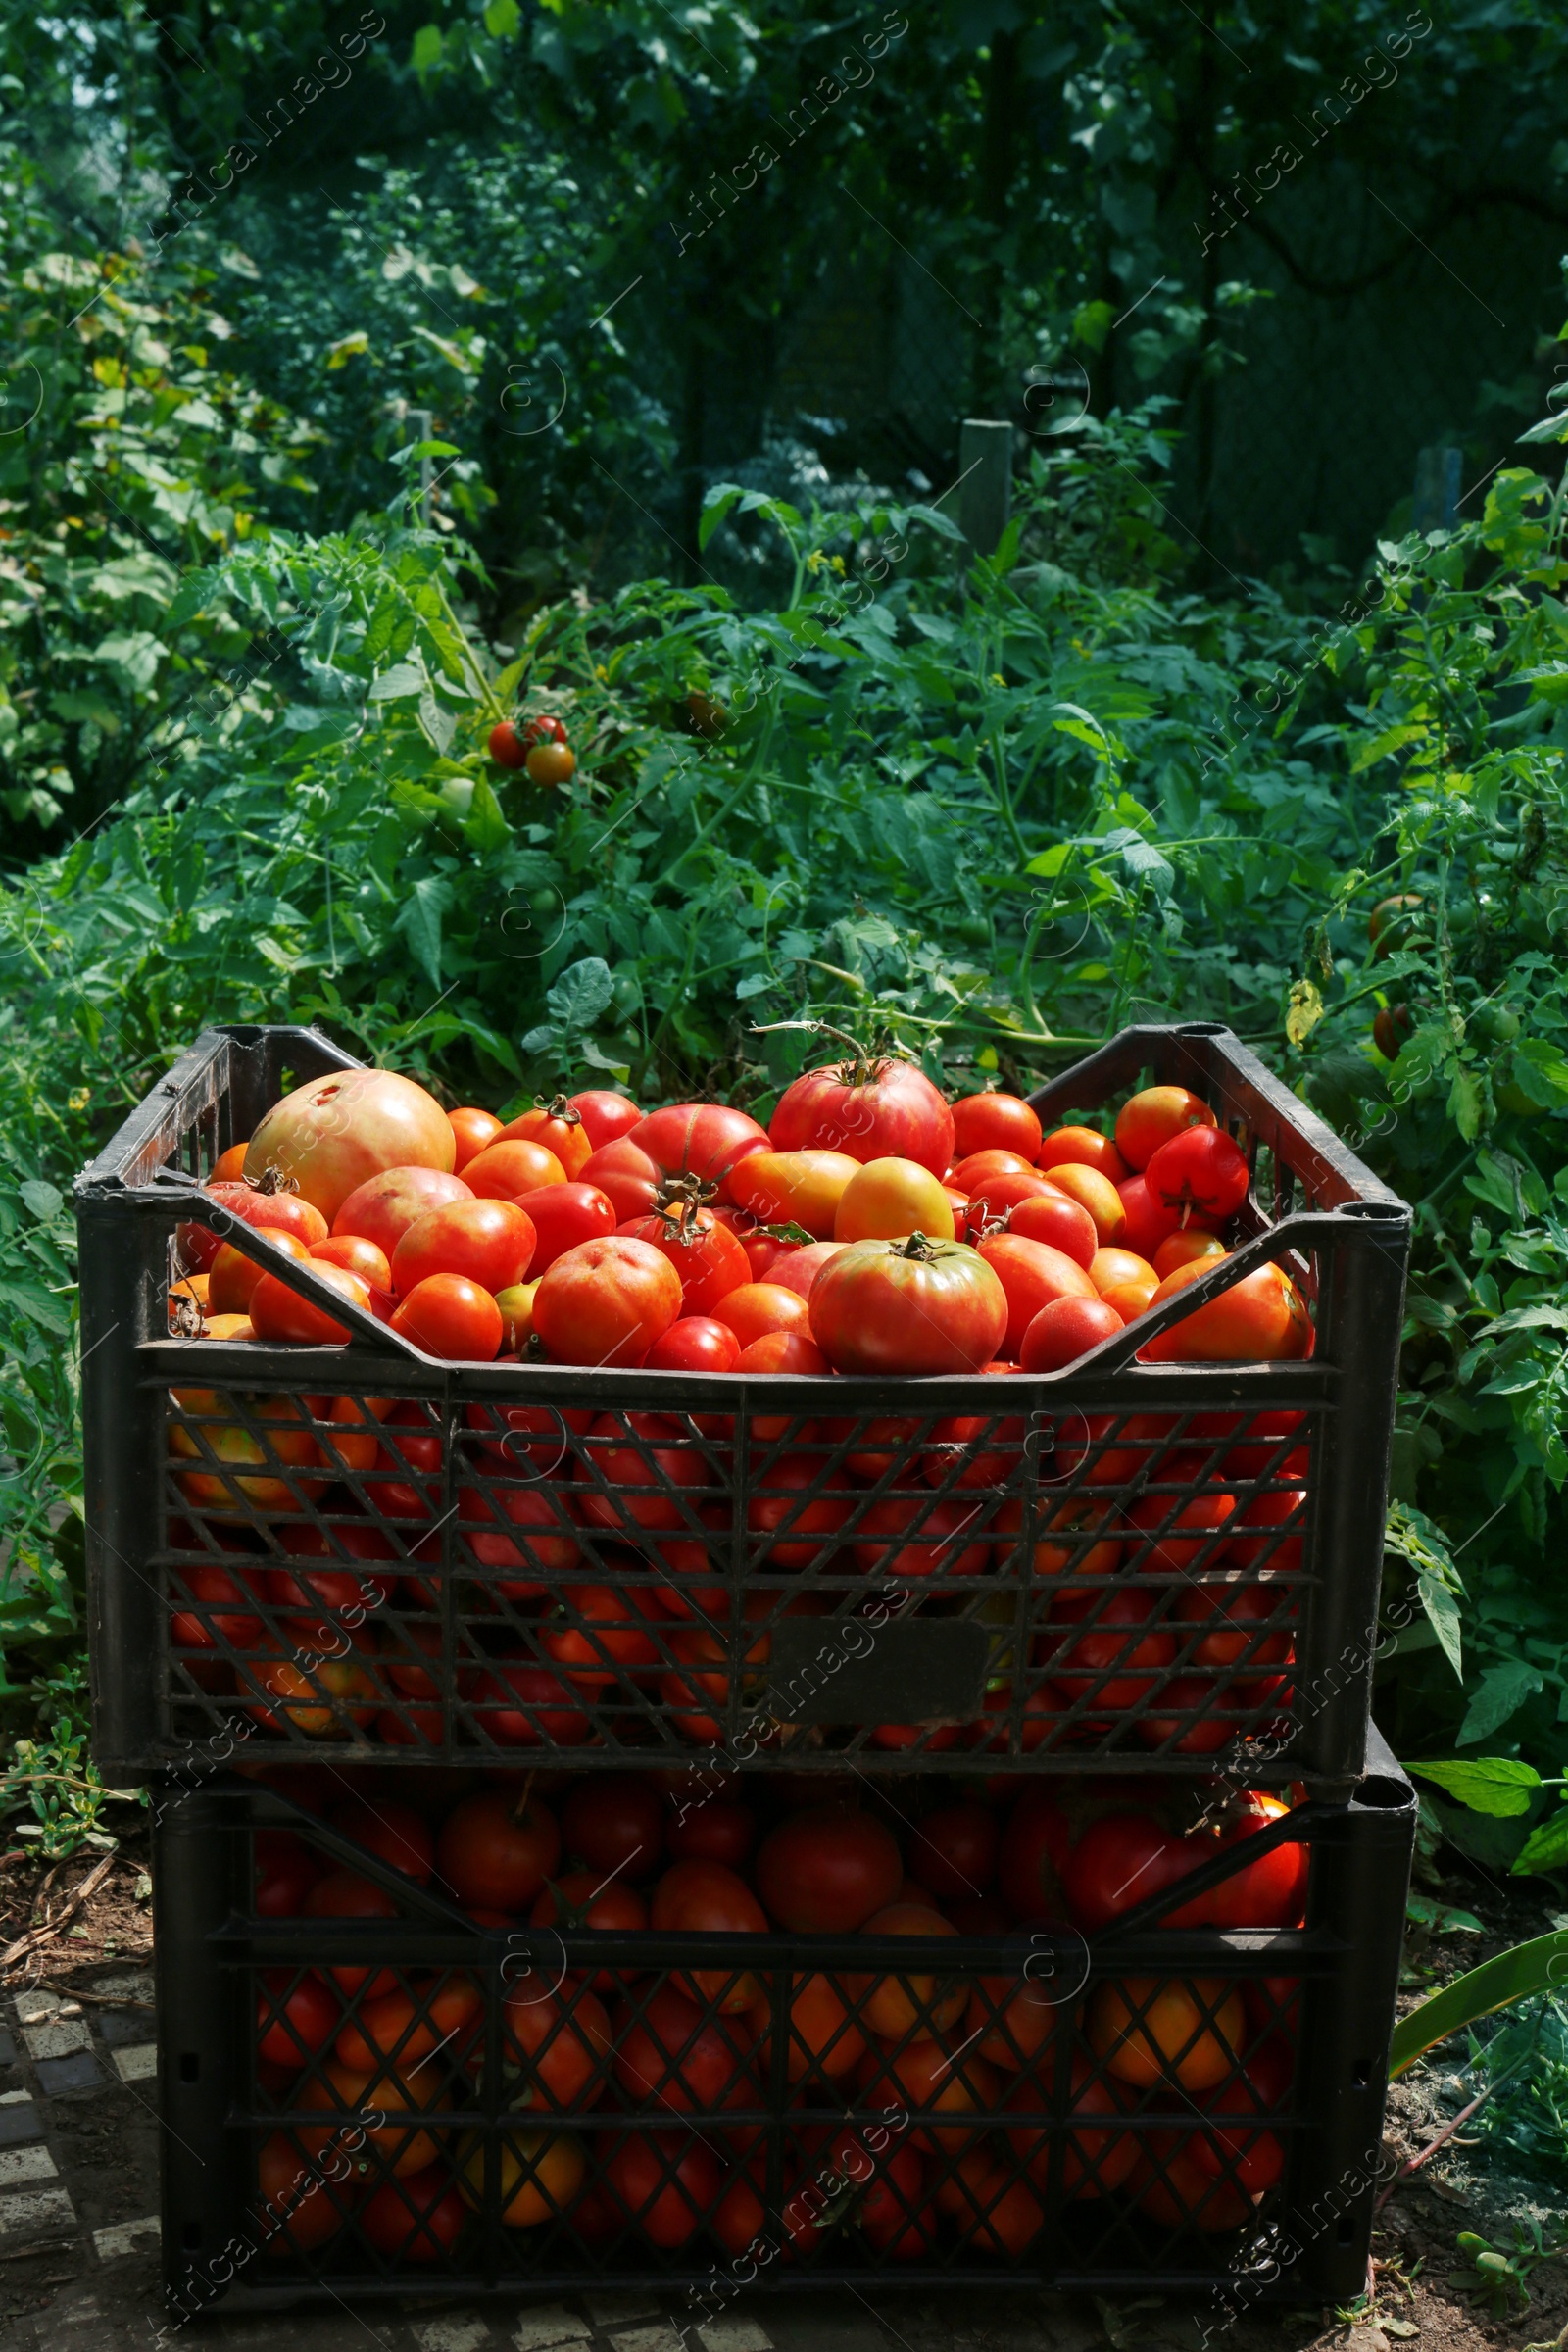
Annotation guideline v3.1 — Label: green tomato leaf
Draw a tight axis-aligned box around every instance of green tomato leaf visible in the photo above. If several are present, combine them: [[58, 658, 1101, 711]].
[[1404, 1756, 1541, 1816]]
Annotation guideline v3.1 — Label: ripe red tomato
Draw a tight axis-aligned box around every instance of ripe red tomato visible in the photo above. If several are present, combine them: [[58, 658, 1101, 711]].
[[542, 1582, 664, 1684], [577, 1410, 709, 1537], [497, 1096, 593, 1180], [523, 713, 569, 749], [709, 1202, 795, 1282], [666, 1798, 755, 1868], [756, 1807, 901, 1931], [458, 1481, 579, 1593], [171, 1562, 264, 1651], [1126, 1451, 1238, 1570], [503, 1980, 612, 2109], [629, 1102, 770, 1188], [1189, 1794, 1308, 1930], [770, 1054, 955, 1178], [1144, 1124, 1250, 1221], [461, 1660, 592, 1748], [563, 1776, 664, 1882], [1004, 1189, 1100, 1270], [1019, 1293, 1124, 1369], [311, 1233, 392, 1290], [255, 2130, 345, 2252], [533, 1236, 682, 1366], [617, 1202, 750, 1315], [997, 1791, 1071, 1920], [208, 1227, 310, 1314], [810, 1235, 1007, 1374], [447, 1105, 502, 1171], [361, 2164, 466, 2263], [250, 1260, 371, 1345], [436, 1791, 561, 1912], [1140, 1258, 1310, 1364], [767, 1240, 850, 1298], [1152, 1227, 1229, 1280], [176, 1181, 330, 1275], [852, 1490, 988, 1579], [1226, 1481, 1306, 1569], [302, 1871, 401, 1995], [1191, 2033, 1293, 2191], [976, 1229, 1099, 1356], [951, 1091, 1043, 1163], [961, 1166, 1062, 1226], [1135, 1674, 1250, 1755], [569, 1089, 642, 1149], [332, 1165, 473, 1257], [256, 1968, 339, 2067], [710, 1281, 810, 1348], [1061, 1811, 1191, 1930], [578, 1135, 662, 1221], [658, 1623, 771, 1742], [907, 1801, 999, 1901], [965, 1679, 1068, 1753], [520, 1181, 616, 1275], [918, 1368, 1025, 1490], [391, 1198, 536, 1298], [1049, 1587, 1177, 1715], [390, 1272, 503, 1361], [1114, 1172, 1185, 1260], [335, 1976, 483, 2075], [489, 719, 527, 766], [600, 2130, 720, 2248], [838, 2134, 935, 2259], [1173, 1576, 1295, 1671], [645, 1315, 741, 1373], [462, 1138, 567, 1200], [463, 1396, 592, 1475], [747, 1450, 851, 1567], [651, 1857, 768, 2008], [1114, 1085, 1217, 1171], [951, 1147, 1033, 1192]]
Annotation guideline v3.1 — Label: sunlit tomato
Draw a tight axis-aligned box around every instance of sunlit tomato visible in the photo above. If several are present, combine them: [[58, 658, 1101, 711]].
[[250, 1261, 372, 1346], [171, 1561, 264, 1651], [1091, 1976, 1246, 2092], [1140, 1257, 1310, 1364], [704, 1280, 808, 1350], [448, 1105, 502, 1171], [578, 1135, 662, 1222], [310, 1233, 393, 1292], [1018, 1293, 1125, 1370], [747, 1450, 852, 1567], [1192, 1794, 1309, 1931], [211, 1142, 250, 1183], [335, 1975, 483, 2075], [498, 1096, 593, 1180], [961, 1166, 1061, 1227], [462, 1660, 593, 1748], [860, 2033, 1001, 2156], [976, 1229, 1098, 1356], [519, 1181, 616, 1276], [852, 1490, 989, 1579], [725, 1150, 859, 1239], [457, 2130, 587, 2229], [390, 1272, 502, 1361], [1145, 1123, 1250, 1223], [600, 2130, 720, 2248], [533, 1236, 683, 1366], [302, 1871, 402, 1996], [709, 1202, 795, 1282], [1114, 1085, 1217, 1172], [360, 2164, 466, 2263], [332, 1165, 473, 1257], [810, 1235, 1006, 1375], [1038, 1125, 1130, 1185], [176, 1181, 331, 1276], [1216, 1407, 1306, 1479], [1041, 1161, 1127, 1247], [436, 1791, 562, 1913], [996, 1790, 1071, 1920], [855, 1903, 965, 2039], [256, 1968, 339, 2068], [246, 1069, 457, 1222], [1004, 2054, 1138, 2196], [766, 1240, 850, 1298], [1059, 1811, 1186, 1931], [1225, 1482, 1306, 1569], [503, 1981, 612, 2110], [1004, 1189, 1100, 1270], [1152, 1227, 1229, 1281], [1089, 1245, 1157, 1299], [833, 1155, 954, 1244], [1049, 1586, 1177, 1714], [577, 1409, 710, 1537], [771, 1054, 955, 1177], [645, 1315, 741, 1373], [953, 1148, 1034, 1192], [209, 1227, 311, 1314], [569, 1089, 642, 1150], [1126, 1452, 1238, 1571], [951, 1091, 1043, 1163], [391, 1198, 536, 1298], [836, 2133, 934, 2259], [907, 1801, 999, 1902], [627, 1102, 771, 1192], [563, 1775, 664, 1882], [170, 1392, 324, 1514], [459, 1481, 579, 1593], [757, 1807, 901, 1932], [617, 1202, 750, 1315], [735, 1330, 830, 1381], [462, 1138, 567, 1200], [255, 2130, 344, 2253], [1116, 1172, 1184, 1259]]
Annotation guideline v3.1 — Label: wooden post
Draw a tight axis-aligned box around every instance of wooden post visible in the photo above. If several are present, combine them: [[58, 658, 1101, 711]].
[[958, 417, 1013, 557], [410, 406, 433, 525]]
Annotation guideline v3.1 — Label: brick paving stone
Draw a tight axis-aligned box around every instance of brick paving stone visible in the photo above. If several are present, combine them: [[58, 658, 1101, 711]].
[[0, 2183, 74, 2235], [91, 2214, 160, 2260], [415, 2321, 496, 2352], [0, 2149, 56, 2188], [587, 2297, 666, 2329], [34, 2054, 100, 2096], [698, 2322, 773, 2352], [109, 2046, 156, 2083], [0, 2097, 42, 2148], [511, 2311, 592, 2352], [610, 2327, 685, 2352]]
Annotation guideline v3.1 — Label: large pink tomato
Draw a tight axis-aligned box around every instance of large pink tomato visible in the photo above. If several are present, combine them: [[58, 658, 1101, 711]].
[[244, 1071, 456, 1223], [769, 1054, 955, 1178], [809, 1235, 1006, 1374]]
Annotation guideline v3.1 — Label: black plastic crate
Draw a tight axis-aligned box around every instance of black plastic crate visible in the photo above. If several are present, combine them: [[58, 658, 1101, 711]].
[[151, 1740, 1415, 2314], [77, 1023, 1410, 1789]]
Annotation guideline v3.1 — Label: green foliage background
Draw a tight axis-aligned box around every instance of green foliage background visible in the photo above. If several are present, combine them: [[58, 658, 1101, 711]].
[[2, 1, 1567, 1878]]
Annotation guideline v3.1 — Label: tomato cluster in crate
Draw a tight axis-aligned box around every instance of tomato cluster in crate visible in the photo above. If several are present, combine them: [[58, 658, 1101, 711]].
[[163, 1369, 1314, 1764], [234, 1765, 1313, 2285]]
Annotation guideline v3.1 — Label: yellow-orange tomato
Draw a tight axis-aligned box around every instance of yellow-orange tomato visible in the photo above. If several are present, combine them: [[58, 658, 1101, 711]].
[[1042, 1162, 1126, 1245], [209, 1228, 311, 1315], [459, 2130, 586, 2227], [498, 1099, 594, 1181], [462, 1139, 567, 1200], [725, 1150, 860, 1239], [855, 1903, 966, 2041], [833, 1156, 955, 1244], [203, 1312, 255, 1342], [1152, 1229, 1229, 1281], [859, 2034, 1002, 2155], [1037, 1125, 1129, 1185], [169, 1393, 324, 1513], [313, 1394, 388, 1475], [448, 1105, 503, 1171], [1114, 1086, 1216, 1173], [1090, 1977, 1245, 2091], [1100, 1277, 1157, 1321], [1141, 1258, 1310, 1363], [1089, 1246, 1157, 1298], [968, 1975, 1062, 2072], [245, 1649, 380, 1739], [211, 1142, 250, 1182]]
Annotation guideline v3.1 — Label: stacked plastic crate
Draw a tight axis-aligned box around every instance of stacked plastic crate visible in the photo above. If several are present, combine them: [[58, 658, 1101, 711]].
[[76, 1020, 1417, 2316]]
